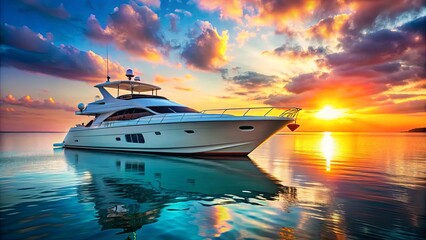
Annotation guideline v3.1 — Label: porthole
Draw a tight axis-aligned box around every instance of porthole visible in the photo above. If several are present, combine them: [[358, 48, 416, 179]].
[[239, 126, 254, 131]]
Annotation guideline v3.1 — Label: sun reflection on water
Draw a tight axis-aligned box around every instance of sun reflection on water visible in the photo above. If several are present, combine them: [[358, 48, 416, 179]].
[[212, 205, 232, 237], [320, 132, 335, 172]]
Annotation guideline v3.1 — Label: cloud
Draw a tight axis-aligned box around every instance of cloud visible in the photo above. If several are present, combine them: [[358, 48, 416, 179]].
[[85, 14, 112, 42], [366, 99, 426, 114], [175, 9, 192, 17], [236, 30, 255, 46], [263, 44, 328, 60], [248, 0, 344, 33], [1, 94, 75, 112], [285, 72, 328, 94], [153, 75, 193, 92], [263, 17, 426, 111], [348, 0, 424, 32], [154, 74, 194, 84], [399, 15, 426, 37], [136, 0, 160, 8], [154, 75, 170, 84], [195, 0, 243, 21], [194, 0, 424, 43], [154, 75, 183, 84], [166, 13, 180, 32], [86, 4, 169, 62], [181, 21, 228, 71], [326, 29, 415, 68], [0, 24, 125, 82], [17, 0, 70, 20], [228, 71, 279, 90], [174, 86, 193, 91], [307, 14, 350, 40], [220, 70, 282, 99]]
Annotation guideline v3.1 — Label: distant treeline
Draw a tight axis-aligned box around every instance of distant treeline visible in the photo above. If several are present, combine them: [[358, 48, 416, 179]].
[[408, 128, 426, 132]]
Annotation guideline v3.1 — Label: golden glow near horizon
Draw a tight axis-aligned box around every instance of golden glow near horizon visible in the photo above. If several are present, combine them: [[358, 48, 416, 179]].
[[316, 106, 346, 120]]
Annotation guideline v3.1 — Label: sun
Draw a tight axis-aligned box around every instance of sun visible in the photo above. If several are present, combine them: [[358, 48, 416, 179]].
[[316, 106, 345, 120]]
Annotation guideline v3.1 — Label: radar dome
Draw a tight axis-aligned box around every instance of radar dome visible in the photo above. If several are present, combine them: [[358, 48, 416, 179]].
[[77, 103, 85, 112], [134, 76, 140, 81], [126, 69, 134, 80]]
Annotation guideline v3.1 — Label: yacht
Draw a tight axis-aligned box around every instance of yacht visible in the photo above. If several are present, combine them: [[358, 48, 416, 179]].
[[63, 70, 301, 155]]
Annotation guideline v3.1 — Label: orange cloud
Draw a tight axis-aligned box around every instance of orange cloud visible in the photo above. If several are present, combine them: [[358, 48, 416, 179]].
[[174, 86, 193, 92], [307, 14, 350, 40], [1, 94, 75, 112], [154, 75, 192, 84], [236, 30, 256, 46], [182, 21, 228, 71], [184, 74, 193, 80], [154, 75, 169, 84], [153, 75, 194, 92], [248, 0, 320, 31], [195, 0, 243, 21]]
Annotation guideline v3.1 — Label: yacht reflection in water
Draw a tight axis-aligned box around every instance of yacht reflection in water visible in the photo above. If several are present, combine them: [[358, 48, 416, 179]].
[[64, 149, 297, 236]]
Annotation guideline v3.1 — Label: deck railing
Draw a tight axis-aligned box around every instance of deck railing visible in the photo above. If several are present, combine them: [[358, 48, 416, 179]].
[[200, 106, 301, 118], [99, 107, 301, 128]]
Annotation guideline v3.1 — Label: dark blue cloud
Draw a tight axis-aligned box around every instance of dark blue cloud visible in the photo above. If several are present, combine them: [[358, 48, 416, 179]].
[[399, 15, 426, 37], [16, 0, 70, 20], [264, 44, 328, 59], [0, 24, 125, 82]]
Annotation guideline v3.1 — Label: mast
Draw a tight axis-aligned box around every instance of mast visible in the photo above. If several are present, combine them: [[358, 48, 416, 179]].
[[106, 44, 110, 82]]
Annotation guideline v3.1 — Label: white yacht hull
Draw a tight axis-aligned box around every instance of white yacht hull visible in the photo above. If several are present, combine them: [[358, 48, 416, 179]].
[[63, 118, 292, 155]]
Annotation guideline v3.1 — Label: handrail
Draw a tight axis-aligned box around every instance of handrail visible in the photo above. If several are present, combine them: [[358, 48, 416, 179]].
[[201, 106, 301, 118], [98, 107, 301, 128]]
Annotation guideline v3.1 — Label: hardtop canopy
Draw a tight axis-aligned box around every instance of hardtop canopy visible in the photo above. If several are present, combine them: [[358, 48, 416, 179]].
[[95, 80, 161, 93]]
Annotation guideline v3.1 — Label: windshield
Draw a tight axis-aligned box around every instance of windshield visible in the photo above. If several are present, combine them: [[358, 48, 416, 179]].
[[148, 106, 199, 113], [104, 108, 153, 121]]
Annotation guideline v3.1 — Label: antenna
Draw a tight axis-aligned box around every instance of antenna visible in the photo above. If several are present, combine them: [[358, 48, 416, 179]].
[[106, 44, 110, 82]]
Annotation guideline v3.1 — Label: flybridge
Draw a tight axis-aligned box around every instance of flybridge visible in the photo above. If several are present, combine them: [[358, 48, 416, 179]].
[[95, 69, 162, 96], [95, 81, 161, 96]]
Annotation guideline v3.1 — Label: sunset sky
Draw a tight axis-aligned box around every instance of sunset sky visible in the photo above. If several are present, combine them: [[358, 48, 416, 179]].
[[0, 0, 425, 132]]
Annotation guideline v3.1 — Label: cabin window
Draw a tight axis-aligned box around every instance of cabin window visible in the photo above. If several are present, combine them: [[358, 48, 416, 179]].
[[184, 130, 195, 134], [137, 134, 145, 143], [155, 131, 161, 135], [147, 106, 199, 113], [125, 134, 145, 143], [116, 137, 121, 141], [104, 108, 153, 121], [131, 134, 138, 143]]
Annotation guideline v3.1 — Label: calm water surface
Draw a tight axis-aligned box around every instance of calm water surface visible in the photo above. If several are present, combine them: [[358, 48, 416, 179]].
[[0, 132, 425, 239]]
